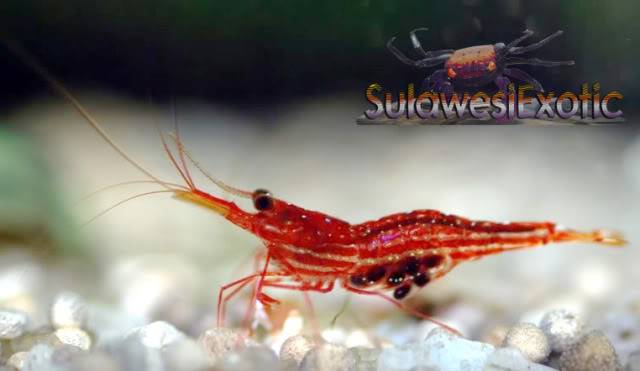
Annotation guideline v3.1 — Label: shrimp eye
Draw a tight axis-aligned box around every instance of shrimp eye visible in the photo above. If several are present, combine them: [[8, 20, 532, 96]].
[[447, 68, 457, 79], [252, 189, 274, 211]]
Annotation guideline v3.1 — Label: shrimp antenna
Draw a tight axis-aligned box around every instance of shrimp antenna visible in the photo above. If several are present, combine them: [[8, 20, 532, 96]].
[[172, 100, 196, 188], [82, 190, 177, 226], [78, 180, 189, 203], [155, 122, 196, 190], [2, 39, 172, 189], [143, 93, 196, 190], [168, 133, 252, 198]]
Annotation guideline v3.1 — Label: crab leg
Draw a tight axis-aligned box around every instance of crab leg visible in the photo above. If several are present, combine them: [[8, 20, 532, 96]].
[[504, 29, 535, 51], [503, 67, 544, 92], [509, 30, 564, 55], [422, 69, 454, 96], [387, 37, 452, 68], [505, 57, 575, 67], [409, 28, 454, 58], [495, 75, 513, 97]]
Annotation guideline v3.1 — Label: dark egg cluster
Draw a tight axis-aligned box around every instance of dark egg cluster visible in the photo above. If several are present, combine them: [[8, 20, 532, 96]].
[[349, 255, 444, 300]]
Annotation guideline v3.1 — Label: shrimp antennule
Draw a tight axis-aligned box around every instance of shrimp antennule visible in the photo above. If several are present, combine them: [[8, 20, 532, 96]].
[[168, 133, 252, 198]]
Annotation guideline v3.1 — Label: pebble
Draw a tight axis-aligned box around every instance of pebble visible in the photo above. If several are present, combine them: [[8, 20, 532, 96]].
[[7, 351, 28, 370], [220, 345, 279, 371], [9, 327, 57, 353], [377, 345, 417, 371], [163, 338, 210, 371], [279, 334, 317, 369], [539, 310, 584, 353], [109, 321, 188, 371], [349, 347, 380, 371], [558, 330, 621, 371], [300, 343, 357, 371], [54, 327, 92, 350], [66, 351, 121, 371], [346, 330, 375, 348], [626, 351, 640, 371], [502, 323, 551, 363], [418, 327, 495, 371], [198, 327, 246, 364], [485, 347, 556, 371], [50, 344, 85, 365], [50, 292, 88, 329], [6, 327, 55, 353], [22, 344, 60, 371], [85, 303, 146, 346], [377, 328, 495, 371], [0, 309, 28, 339], [484, 324, 510, 347], [102, 335, 157, 371], [127, 321, 185, 349], [601, 311, 640, 366], [321, 327, 347, 344]]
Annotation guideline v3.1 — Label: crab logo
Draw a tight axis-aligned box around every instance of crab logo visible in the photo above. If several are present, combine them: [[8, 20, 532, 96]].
[[388, 28, 573, 95], [361, 29, 624, 123]]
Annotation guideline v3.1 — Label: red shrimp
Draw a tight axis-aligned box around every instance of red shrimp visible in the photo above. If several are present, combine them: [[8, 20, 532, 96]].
[[6, 41, 625, 334]]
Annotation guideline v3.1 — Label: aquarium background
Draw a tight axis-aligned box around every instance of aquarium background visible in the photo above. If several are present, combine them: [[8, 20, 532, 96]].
[[1, 0, 638, 109], [0, 0, 639, 370]]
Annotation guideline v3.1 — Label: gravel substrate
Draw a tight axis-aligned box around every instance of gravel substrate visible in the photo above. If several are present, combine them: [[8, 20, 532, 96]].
[[0, 289, 633, 371]]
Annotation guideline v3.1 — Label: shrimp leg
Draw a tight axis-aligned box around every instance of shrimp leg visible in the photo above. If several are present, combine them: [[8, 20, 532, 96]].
[[263, 280, 335, 333], [242, 252, 275, 330], [262, 281, 335, 293], [343, 283, 461, 336], [217, 271, 289, 327]]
